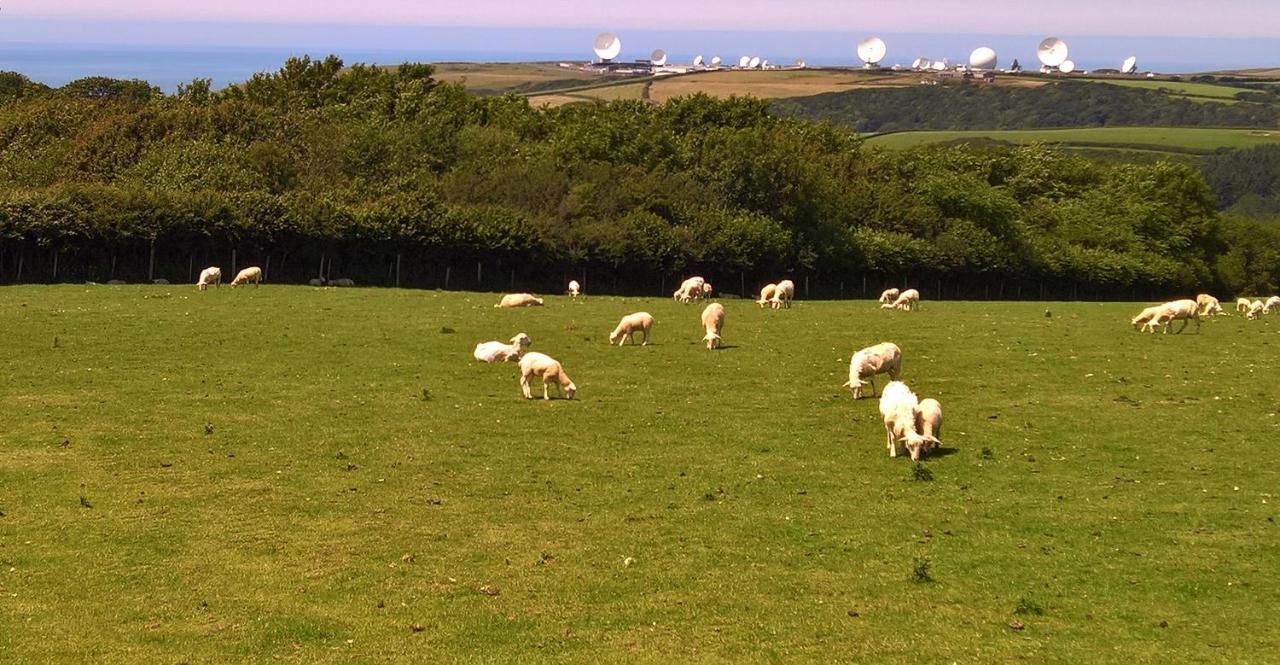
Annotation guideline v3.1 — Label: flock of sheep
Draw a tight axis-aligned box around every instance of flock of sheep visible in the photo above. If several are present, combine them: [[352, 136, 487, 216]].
[[1130, 293, 1280, 333]]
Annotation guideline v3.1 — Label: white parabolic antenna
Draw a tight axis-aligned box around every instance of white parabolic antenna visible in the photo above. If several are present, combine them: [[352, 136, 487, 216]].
[[931, 60, 947, 72], [711, 56, 722, 66], [1037, 37, 1069, 68], [739, 55, 750, 68], [748, 56, 762, 69], [911, 57, 925, 70], [1122, 56, 1138, 74], [650, 49, 668, 66], [693, 55, 705, 67], [593, 32, 622, 61], [857, 36, 887, 65], [795, 59, 807, 68], [1058, 60, 1076, 74], [969, 47, 998, 70]]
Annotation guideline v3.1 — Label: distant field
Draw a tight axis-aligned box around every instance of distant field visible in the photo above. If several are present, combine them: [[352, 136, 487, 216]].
[[865, 127, 1280, 153], [528, 80, 651, 107], [431, 62, 613, 95], [649, 69, 1046, 103], [1081, 78, 1249, 99]]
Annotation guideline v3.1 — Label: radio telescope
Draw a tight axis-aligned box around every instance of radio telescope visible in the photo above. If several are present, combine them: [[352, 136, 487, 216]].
[[795, 59, 807, 68], [1059, 60, 1076, 74], [693, 55, 705, 67], [738, 55, 750, 68], [748, 56, 762, 69], [593, 33, 622, 61], [710, 56, 722, 66], [1122, 56, 1138, 74], [650, 49, 668, 67], [857, 36, 887, 67], [1037, 37, 1069, 69], [969, 47, 998, 70]]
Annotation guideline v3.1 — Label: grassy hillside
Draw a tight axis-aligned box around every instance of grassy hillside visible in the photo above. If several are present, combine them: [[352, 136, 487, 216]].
[[430, 62, 627, 96], [864, 127, 1280, 153], [3, 285, 1279, 662]]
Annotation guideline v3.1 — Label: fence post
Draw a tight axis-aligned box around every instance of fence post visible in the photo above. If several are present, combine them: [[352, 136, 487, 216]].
[[17, 253, 23, 282], [804, 275, 810, 299], [318, 253, 325, 281], [740, 272, 745, 298], [476, 261, 482, 284], [52, 250, 58, 281], [188, 255, 194, 283], [110, 255, 117, 280], [264, 255, 271, 282], [395, 254, 401, 288], [445, 266, 451, 290], [148, 237, 156, 282], [231, 248, 237, 275]]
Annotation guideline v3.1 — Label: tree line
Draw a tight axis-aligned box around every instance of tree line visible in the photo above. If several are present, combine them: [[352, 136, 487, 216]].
[[0, 57, 1277, 296]]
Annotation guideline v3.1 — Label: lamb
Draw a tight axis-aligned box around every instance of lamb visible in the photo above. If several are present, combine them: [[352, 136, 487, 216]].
[[700, 282, 714, 300], [474, 333, 532, 363], [757, 283, 778, 308], [1131, 305, 1165, 333], [1195, 294, 1223, 317], [1237, 297, 1252, 314], [568, 280, 581, 298], [519, 352, 576, 400], [673, 277, 706, 303], [882, 288, 920, 311], [915, 398, 943, 445], [1152, 299, 1201, 334], [230, 266, 262, 287], [1247, 300, 1265, 320], [329, 278, 355, 287], [770, 279, 795, 309], [308, 277, 327, 287], [701, 303, 725, 350], [878, 381, 939, 461], [842, 342, 902, 400], [196, 267, 221, 291], [878, 288, 900, 305], [496, 293, 544, 308], [1264, 296, 1280, 314], [609, 312, 655, 346]]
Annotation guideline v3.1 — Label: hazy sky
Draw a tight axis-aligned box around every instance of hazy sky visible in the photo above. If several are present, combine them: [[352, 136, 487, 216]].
[[7, 0, 1280, 38]]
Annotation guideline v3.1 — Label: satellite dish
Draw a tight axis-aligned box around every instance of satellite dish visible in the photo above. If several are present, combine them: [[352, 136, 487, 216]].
[[1058, 60, 1076, 74], [693, 55, 705, 67], [795, 59, 807, 68], [593, 32, 622, 61], [738, 55, 750, 68], [857, 36, 887, 66], [931, 60, 947, 72], [1037, 37, 1069, 68], [761, 59, 770, 68], [1009, 58, 1022, 73], [711, 56, 722, 66], [1122, 56, 1138, 74], [748, 56, 761, 69], [969, 46, 998, 70], [650, 49, 668, 67]]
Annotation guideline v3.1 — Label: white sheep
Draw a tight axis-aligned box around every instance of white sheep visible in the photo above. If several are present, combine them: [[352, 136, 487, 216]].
[[330, 278, 355, 287], [882, 288, 920, 311], [878, 288, 900, 305], [701, 303, 725, 350], [843, 342, 902, 400], [673, 277, 705, 303], [474, 333, 532, 363], [770, 279, 795, 309], [1131, 305, 1165, 333], [757, 283, 778, 308], [915, 398, 943, 445], [230, 266, 262, 287], [308, 277, 326, 287], [196, 267, 221, 291], [519, 352, 576, 400], [878, 381, 939, 461], [568, 280, 581, 298], [1152, 299, 1201, 334], [1236, 297, 1252, 314], [1264, 296, 1280, 314], [700, 282, 714, 301], [1247, 300, 1265, 320], [1195, 293, 1223, 317], [496, 293, 544, 308], [609, 312, 655, 346]]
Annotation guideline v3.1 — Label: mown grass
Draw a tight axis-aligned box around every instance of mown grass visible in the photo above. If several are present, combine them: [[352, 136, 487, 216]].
[[2, 286, 1279, 662], [1081, 78, 1252, 100], [865, 127, 1280, 154]]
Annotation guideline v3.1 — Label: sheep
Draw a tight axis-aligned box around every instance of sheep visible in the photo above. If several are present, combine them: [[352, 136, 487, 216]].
[[1152, 299, 1201, 334], [474, 333, 532, 363], [1131, 305, 1165, 333], [152, 279, 169, 285], [842, 342, 902, 400], [878, 381, 939, 461], [230, 266, 262, 288], [915, 398, 943, 445], [700, 282, 714, 301], [1237, 297, 1252, 314], [1247, 300, 1265, 320], [519, 352, 576, 400], [196, 267, 221, 291], [882, 288, 920, 311], [496, 293, 544, 308], [1265, 296, 1280, 315], [568, 280, 581, 298], [609, 312, 655, 346], [1195, 294, 1224, 317], [701, 303, 725, 350], [757, 283, 778, 308], [308, 277, 327, 287], [878, 288, 900, 305], [770, 279, 795, 309], [673, 277, 705, 303], [330, 278, 355, 287]]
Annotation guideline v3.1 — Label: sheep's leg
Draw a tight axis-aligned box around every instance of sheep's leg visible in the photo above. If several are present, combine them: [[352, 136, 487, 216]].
[[642, 328, 650, 346], [1176, 318, 1189, 334], [520, 372, 533, 400], [542, 378, 551, 401], [886, 425, 897, 457]]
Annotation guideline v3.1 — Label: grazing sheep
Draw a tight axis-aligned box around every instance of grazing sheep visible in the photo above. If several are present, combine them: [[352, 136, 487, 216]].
[[106, 280, 126, 285], [474, 333, 532, 363], [1265, 296, 1280, 314], [1152, 299, 1201, 334], [230, 266, 262, 287], [329, 278, 355, 287], [701, 302, 725, 350], [842, 342, 903, 400], [308, 277, 327, 287], [673, 277, 706, 303], [152, 279, 169, 285], [1131, 305, 1165, 333], [519, 352, 576, 400], [915, 398, 943, 444], [770, 279, 795, 309], [878, 288, 901, 305], [700, 282, 714, 300], [1247, 300, 1265, 320], [1195, 294, 1224, 317], [496, 293, 544, 308], [757, 283, 778, 308], [196, 267, 221, 291], [1237, 297, 1252, 314], [882, 288, 920, 311], [878, 381, 939, 461], [609, 312, 655, 346], [568, 280, 581, 297]]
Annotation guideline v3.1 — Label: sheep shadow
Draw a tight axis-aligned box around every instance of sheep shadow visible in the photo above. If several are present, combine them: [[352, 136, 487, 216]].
[[927, 446, 960, 459]]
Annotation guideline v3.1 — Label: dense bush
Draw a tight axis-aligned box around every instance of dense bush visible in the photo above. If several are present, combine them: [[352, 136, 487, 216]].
[[0, 56, 1275, 297]]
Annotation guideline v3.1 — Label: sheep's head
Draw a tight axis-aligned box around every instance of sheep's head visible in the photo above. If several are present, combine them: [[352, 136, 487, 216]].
[[901, 433, 936, 462], [510, 333, 532, 347], [563, 382, 577, 400], [704, 332, 721, 350]]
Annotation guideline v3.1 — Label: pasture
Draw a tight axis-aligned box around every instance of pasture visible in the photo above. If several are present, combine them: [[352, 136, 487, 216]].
[[2, 286, 1278, 662], [864, 127, 1280, 154]]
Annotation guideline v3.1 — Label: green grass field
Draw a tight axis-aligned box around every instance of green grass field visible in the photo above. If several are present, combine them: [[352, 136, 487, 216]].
[[865, 127, 1280, 153], [3, 286, 1279, 662], [1082, 78, 1252, 100]]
